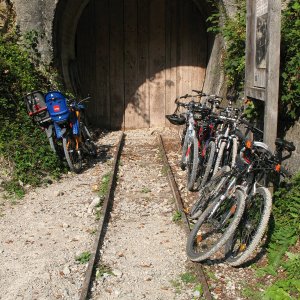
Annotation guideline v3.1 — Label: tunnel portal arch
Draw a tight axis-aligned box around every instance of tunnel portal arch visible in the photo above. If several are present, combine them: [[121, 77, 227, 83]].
[[53, 0, 210, 129]]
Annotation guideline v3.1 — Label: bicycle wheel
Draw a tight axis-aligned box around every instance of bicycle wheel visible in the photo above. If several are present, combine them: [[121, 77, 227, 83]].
[[180, 131, 189, 170], [186, 189, 246, 262], [197, 140, 216, 190], [186, 135, 199, 191], [62, 134, 82, 173], [212, 141, 226, 176], [225, 187, 272, 267], [229, 137, 238, 169], [81, 124, 97, 157], [190, 165, 231, 219]]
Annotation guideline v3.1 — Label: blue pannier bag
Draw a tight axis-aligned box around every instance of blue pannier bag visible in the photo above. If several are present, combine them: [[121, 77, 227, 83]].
[[45, 91, 70, 123]]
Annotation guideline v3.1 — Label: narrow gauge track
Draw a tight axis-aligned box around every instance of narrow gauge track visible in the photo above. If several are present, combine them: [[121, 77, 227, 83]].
[[79, 132, 125, 300], [79, 130, 212, 300], [158, 135, 213, 300]]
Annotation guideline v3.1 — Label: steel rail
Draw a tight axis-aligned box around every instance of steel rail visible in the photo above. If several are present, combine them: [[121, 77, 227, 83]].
[[79, 132, 124, 300], [158, 134, 213, 300]]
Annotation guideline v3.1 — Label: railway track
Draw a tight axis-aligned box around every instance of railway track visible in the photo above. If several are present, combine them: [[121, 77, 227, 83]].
[[79, 130, 212, 300]]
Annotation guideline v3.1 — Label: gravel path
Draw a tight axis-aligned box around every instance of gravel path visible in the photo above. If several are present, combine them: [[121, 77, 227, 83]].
[[90, 130, 196, 300], [0, 131, 120, 300], [0, 127, 264, 300], [161, 130, 262, 300]]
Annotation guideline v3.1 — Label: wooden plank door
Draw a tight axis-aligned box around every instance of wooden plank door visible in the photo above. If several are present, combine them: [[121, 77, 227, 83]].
[[76, 0, 207, 129]]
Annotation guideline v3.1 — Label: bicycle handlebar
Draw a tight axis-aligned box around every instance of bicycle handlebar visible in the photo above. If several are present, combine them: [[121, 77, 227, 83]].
[[240, 118, 264, 136]]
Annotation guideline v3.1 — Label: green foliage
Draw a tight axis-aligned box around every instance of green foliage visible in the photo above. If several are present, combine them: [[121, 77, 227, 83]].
[[0, 29, 64, 196], [75, 251, 91, 264], [243, 100, 257, 120], [208, 1, 300, 121], [280, 0, 300, 120], [172, 210, 182, 222], [259, 173, 300, 275], [95, 264, 113, 278], [98, 173, 111, 199], [249, 173, 300, 299], [180, 272, 197, 284], [262, 279, 300, 300], [283, 252, 300, 279], [141, 187, 151, 193], [207, 0, 246, 93]]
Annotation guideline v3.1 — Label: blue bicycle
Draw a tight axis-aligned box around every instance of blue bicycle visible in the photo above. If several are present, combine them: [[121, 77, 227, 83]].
[[44, 91, 97, 173], [25, 91, 97, 173]]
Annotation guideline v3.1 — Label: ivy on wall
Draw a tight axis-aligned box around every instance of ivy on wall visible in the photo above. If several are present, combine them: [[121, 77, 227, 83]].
[[280, 0, 300, 120], [206, 0, 246, 95], [207, 0, 300, 121], [0, 29, 65, 197]]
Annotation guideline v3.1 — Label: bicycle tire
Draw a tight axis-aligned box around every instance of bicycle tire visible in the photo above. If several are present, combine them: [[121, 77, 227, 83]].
[[225, 187, 272, 267], [180, 131, 189, 170], [213, 141, 226, 176], [186, 189, 246, 262], [81, 124, 97, 157], [187, 135, 199, 191], [197, 140, 216, 190], [62, 135, 82, 173], [230, 137, 238, 169], [190, 165, 231, 219]]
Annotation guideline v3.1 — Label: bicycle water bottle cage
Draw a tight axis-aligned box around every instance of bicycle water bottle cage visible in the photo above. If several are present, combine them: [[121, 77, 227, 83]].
[[45, 91, 70, 123]]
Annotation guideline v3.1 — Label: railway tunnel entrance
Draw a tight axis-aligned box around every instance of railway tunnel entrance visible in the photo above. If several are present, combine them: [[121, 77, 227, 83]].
[[54, 0, 209, 129]]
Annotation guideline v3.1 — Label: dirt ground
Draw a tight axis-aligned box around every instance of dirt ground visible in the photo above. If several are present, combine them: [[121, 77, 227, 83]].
[[0, 128, 275, 300]]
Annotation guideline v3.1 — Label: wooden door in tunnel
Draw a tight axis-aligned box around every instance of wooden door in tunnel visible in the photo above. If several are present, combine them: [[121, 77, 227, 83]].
[[76, 0, 207, 129]]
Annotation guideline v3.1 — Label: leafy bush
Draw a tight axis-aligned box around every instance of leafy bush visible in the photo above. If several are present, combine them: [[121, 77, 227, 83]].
[[206, 0, 246, 94], [207, 0, 300, 121], [254, 173, 300, 299], [280, 0, 300, 120], [265, 172, 300, 272], [0, 30, 64, 197]]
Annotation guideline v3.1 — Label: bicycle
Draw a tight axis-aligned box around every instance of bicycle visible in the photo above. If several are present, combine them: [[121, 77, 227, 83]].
[[167, 92, 205, 191], [45, 91, 97, 173], [224, 134, 295, 266], [186, 120, 295, 263]]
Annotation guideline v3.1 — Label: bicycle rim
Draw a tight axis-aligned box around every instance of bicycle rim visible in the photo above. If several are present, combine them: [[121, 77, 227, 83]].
[[197, 140, 216, 190], [186, 189, 246, 262], [63, 135, 82, 173], [187, 136, 199, 191], [190, 165, 231, 219], [81, 125, 97, 157], [225, 187, 272, 266]]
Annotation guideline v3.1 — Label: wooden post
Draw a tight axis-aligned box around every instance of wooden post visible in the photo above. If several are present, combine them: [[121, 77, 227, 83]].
[[245, 0, 281, 151], [264, 0, 281, 151]]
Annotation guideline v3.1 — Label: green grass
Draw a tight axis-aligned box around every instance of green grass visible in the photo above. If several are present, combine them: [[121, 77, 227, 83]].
[[75, 251, 91, 264], [180, 272, 197, 284], [170, 279, 182, 294], [98, 173, 111, 199], [141, 187, 151, 193], [172, 210, 182, 222], [96, 264, 113, 278]]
